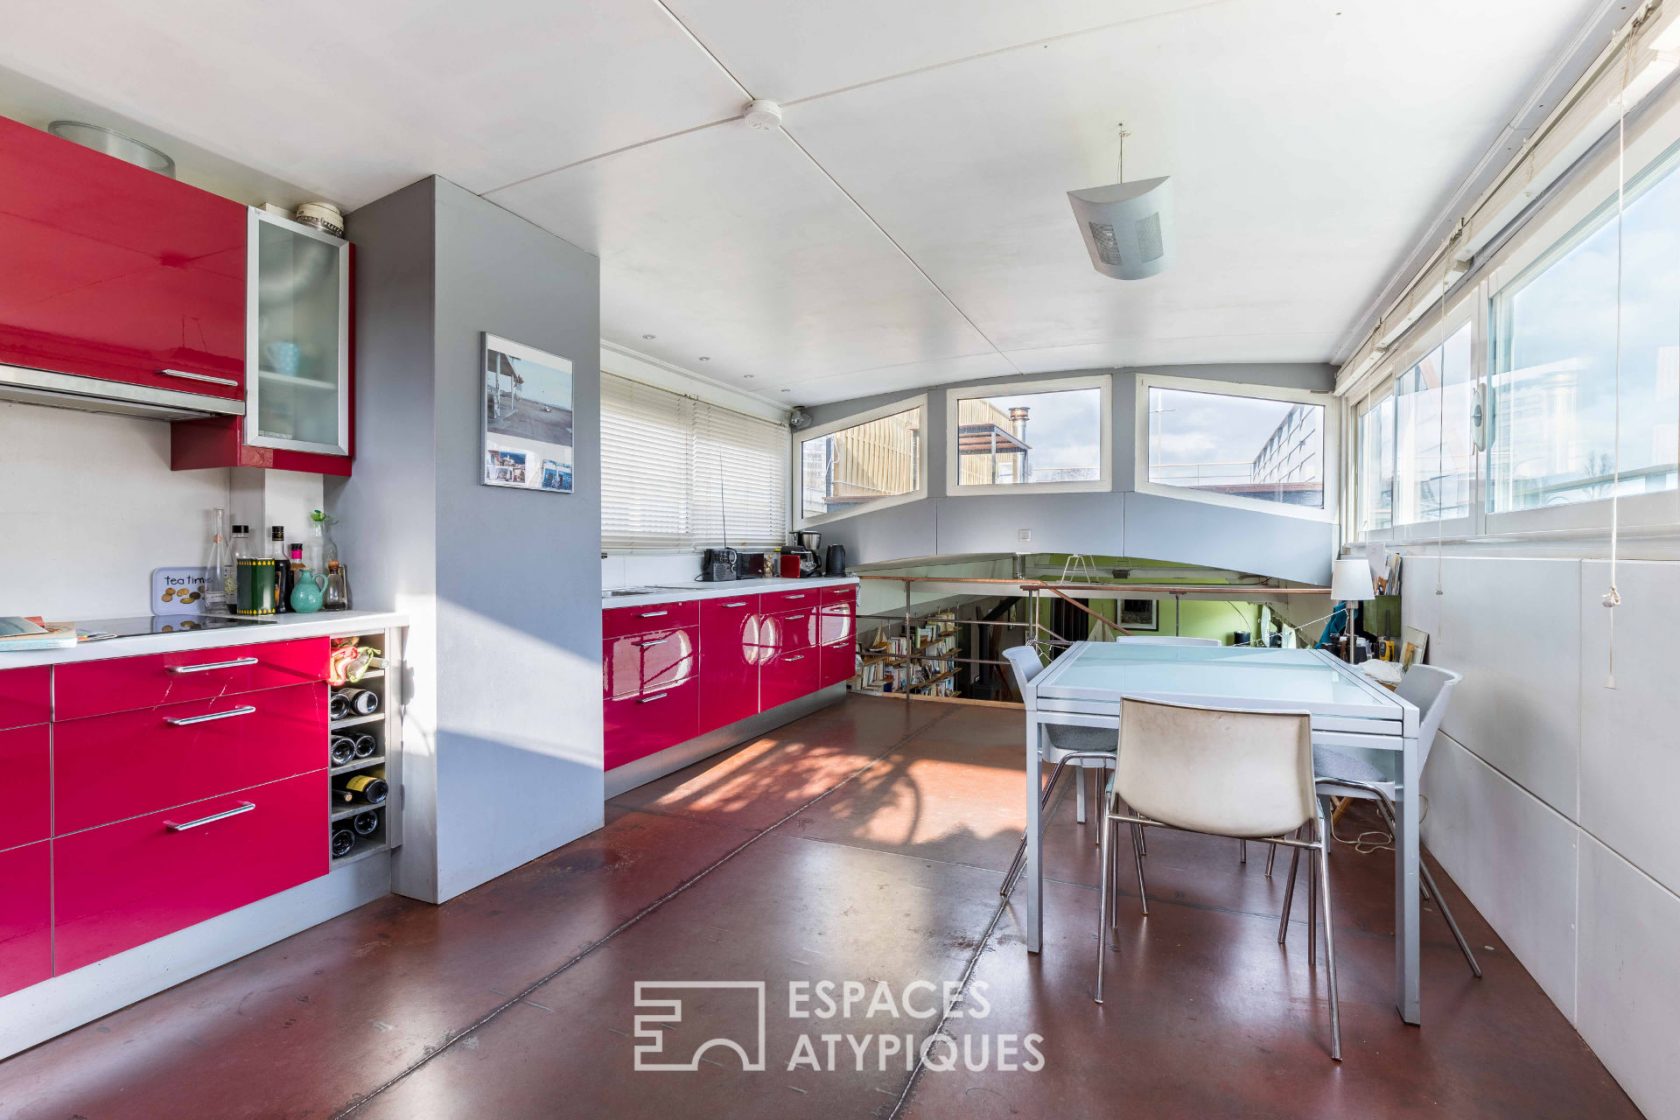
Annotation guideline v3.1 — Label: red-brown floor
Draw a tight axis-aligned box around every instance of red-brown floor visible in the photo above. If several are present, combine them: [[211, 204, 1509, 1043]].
[[0, 696, 1643, 1119]]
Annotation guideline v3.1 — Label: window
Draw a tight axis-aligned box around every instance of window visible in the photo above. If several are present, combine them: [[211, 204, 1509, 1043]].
[[1139, 377, 1329, 516], [1357, 392, 1395, 533], [945, 376, 1110, 495], [1489, 150, 1680, 514], [798, 397, 927, 524], [601, 373, 789, 550]]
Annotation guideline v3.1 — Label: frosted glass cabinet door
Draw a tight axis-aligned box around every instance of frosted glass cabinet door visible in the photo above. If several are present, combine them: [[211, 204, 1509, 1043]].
[[247, 211, 349, 455]]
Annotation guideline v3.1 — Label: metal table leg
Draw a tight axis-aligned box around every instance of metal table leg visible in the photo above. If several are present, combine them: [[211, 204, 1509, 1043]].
[[1395, 730, 1421, 1024], [1025, 712, 1044, 954]]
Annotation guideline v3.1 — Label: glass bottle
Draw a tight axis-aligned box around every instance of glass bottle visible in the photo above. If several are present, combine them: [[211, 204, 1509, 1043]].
[[310, 508, 339, 573], [205, 508, 230, 615], [323, 560, 351, 611], [270, 526, 291, 612]]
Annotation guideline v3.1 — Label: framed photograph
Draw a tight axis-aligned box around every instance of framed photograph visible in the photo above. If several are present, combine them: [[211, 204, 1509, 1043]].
[[1118, 598, 1158, 631], [482, 333, 574, 493], [1400, 625, 1430, 670]]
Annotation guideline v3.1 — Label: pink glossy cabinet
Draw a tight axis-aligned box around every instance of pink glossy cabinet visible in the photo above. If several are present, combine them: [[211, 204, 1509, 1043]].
[[0, 114, 245, 398], [0, 725, 50, 851], [54, 771, 326, 972], [0, 842, 50, 997], [761, 606, 821, 711], [603, 615, 700, 771], [698, 594, 762, 734], [54, 683, 325, 836], [818, 585, 858, 689]]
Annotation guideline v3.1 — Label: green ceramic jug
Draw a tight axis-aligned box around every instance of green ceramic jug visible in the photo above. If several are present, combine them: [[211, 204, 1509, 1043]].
[[290, 568, 328, 613]]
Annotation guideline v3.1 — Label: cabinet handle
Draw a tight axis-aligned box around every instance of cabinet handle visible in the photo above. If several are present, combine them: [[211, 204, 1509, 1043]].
[[165, 705, 257, 727], [638, 692, 669, 704], [783, 594, 807, 600], [638, 610, 669, 618], [159, 367, 241, 388], [783, 654, 806, 662], [165, 801, 255, 832], [168, 656, 259, 674], [721, 601, 748, 608], [636, 637, 669, 647]]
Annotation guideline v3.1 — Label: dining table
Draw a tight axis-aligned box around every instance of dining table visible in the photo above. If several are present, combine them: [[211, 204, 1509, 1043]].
[[1022, 641, 1424, 1025]]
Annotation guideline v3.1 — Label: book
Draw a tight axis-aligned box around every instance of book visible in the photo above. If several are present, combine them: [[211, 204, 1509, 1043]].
[[0, 616, 79, 652]]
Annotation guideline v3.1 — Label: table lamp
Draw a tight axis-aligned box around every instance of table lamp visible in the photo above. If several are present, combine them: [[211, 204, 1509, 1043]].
[[1330, 558, 1377, 662]]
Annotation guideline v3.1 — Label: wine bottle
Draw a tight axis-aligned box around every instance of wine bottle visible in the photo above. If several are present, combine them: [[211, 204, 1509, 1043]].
[[352, 809, 381, 837], [270, 526, 291, 612], [328, 692, 351, 721], [330, 828, 355, 858], [329, 735, 356, 767], [338, 687, 380, 716], [333, 774, 388, 805], [352, 732, 378, 758]]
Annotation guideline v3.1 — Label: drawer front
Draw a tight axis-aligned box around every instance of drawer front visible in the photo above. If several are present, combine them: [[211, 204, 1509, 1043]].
[[762, 588, 820, 612], [604, 651, 700, 772], [764, 606, 817, 655], [55, 637, 329, 721], [0, 725, 50, 849], [0, 666, 51, 730], [0, 841, 51, 997], [698, 596, 763, 734], [603, 598, 700, 640], [761, 646, 821, 711], [819, 638, 856, 690], [55, 771, 327, 973], [55, 682, 326, 835], [820, 583, 858, 606], [816, 601, 855, 649]]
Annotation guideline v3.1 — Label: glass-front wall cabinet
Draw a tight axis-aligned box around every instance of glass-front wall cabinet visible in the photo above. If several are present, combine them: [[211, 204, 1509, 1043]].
[[248, 210, 349, 455]]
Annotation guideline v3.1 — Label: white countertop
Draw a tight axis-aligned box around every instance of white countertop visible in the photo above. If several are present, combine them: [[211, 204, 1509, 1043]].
[[601, 575, 858, 609], [0, 610, 408, 668]]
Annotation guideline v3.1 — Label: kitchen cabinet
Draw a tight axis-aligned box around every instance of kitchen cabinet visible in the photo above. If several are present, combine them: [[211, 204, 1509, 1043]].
[[173, 210, 354, 475], [0, 842, 50, 998], [697, 594, 761, 734], [54, 637, 327, 721], [0, 726, 50, 852], [603, 627, 700, 770], [817, 586, 857, 689], [602, 581, 858, 773], [0, 115, 246, 402], [760, 606, 821, 711], [54, 770, 326, 972]]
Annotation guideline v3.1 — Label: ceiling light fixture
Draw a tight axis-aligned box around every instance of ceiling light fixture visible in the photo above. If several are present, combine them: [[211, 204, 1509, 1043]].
[[642, 333, 656, 340], [698, 356, 711, 362], [1067, 123, 1174, 280]]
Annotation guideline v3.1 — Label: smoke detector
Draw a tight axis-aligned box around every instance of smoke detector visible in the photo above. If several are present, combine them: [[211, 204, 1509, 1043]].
[[743, 99, 784, 131]]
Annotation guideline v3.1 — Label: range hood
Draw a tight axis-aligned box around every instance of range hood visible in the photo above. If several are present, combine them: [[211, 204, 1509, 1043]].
[[0, 363, 245, 422]]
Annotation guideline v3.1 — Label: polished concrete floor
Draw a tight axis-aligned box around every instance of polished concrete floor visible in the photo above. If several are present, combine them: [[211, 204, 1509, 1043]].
[[0, 696, 1643, 1119]]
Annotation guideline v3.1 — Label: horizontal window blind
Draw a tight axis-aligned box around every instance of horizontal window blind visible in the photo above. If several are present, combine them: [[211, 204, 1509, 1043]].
[[602, 373, 789, 551]]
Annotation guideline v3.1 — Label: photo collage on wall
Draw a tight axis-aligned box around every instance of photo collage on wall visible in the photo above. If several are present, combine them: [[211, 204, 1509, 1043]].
[[482, 333, 574, 494]]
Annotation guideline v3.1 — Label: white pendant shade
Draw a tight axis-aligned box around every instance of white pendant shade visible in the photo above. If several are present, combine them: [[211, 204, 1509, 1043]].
[[1068, 176, 1174, 280], [1330, 557, 1376, 602]]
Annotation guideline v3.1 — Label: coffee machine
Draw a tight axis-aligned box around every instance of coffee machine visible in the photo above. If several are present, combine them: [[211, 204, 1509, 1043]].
[[789, 531, 822, 577]]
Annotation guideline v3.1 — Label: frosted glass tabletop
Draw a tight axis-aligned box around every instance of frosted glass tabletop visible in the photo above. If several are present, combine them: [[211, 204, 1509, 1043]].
[[1034, 643, 1404, 721]]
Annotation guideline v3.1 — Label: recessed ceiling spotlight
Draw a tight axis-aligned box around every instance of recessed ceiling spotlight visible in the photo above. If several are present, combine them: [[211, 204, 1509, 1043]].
[[641, 333, 656, 340], [743, 374, 755, 380], [698, 356, 711, 362], [780, 388, 791, 393]]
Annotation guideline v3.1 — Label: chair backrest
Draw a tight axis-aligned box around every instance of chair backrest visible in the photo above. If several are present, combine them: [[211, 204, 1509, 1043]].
[[1114, 697, 1315, 838], [1113, 635, 1220, 647], [1396, 664, 1461, 770], [1002, 645, 1045, 697]]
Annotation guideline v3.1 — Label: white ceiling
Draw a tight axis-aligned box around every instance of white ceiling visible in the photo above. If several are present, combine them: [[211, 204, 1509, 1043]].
[[0, 0, 1605, 405]]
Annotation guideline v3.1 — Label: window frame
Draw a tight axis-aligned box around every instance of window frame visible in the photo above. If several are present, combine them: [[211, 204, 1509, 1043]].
[[794, 394, 929, 529], [943, 374, 1113, 497], [1134, 373, 1338, 522]]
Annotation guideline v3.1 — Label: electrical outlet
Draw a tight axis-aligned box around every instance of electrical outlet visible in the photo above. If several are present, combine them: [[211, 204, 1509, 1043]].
[[1017, 528, 1031, 542]]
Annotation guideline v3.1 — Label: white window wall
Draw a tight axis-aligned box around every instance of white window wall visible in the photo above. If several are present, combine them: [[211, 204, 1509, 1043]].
[[945, 375, 1111, 496], [796, 396, 928, 527]]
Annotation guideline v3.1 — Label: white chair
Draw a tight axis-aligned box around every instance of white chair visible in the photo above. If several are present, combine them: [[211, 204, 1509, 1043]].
[[1113, 635, 1221, 646], [1281, 664, 1481, 978], [1097, 697, 1341, 1061], [998, 645, 1115, 899]]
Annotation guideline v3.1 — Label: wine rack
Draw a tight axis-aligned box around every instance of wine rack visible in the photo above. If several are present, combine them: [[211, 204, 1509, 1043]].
[[325, 629, 402, 866]]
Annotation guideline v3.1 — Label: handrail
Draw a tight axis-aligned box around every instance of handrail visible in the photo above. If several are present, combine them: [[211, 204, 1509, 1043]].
[[853, 574, 1329, 595]]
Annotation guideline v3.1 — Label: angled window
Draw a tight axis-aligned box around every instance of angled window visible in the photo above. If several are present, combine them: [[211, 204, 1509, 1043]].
[[945, 375, 1111, 495], [797, 396, 927, 525], [1138, 376, 1331, 519]]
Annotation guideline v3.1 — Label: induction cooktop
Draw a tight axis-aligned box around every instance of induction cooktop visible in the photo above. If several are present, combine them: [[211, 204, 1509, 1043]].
[[72, 615, 279, 641]]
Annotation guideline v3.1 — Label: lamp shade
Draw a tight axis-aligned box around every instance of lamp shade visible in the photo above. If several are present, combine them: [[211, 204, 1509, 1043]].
[[1068, 176, 1174, 280], [1330, 558, 1376, 602]]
